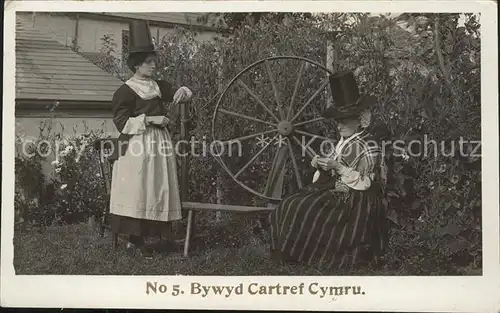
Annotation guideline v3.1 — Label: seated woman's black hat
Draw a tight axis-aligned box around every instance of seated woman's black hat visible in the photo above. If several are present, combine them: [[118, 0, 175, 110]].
[[322, 71, 376, 121]]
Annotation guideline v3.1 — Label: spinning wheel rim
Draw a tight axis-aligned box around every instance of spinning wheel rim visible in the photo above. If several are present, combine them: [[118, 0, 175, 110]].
[[211, 56, 334, 202]]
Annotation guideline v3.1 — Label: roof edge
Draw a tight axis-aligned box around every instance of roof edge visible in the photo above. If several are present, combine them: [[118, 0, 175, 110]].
[[16, 99, 113, 111]]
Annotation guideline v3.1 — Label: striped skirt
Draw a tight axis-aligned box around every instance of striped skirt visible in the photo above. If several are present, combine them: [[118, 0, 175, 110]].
[[269, 181, 388, 270]]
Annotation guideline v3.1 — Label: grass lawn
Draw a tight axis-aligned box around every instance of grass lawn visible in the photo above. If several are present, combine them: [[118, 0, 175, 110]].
[[13, 221, 481, 276], [12, 222, 384, 276]]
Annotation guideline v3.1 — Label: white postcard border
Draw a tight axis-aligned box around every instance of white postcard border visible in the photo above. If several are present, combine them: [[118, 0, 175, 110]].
[[2, 1, 499, 312]]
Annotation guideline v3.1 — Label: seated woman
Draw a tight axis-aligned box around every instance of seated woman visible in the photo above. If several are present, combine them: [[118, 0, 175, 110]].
[[269, 71, 389, 271]]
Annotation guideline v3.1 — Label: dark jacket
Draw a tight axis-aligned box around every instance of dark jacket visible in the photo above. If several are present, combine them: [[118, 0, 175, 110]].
[[110, 79, 176, 160]]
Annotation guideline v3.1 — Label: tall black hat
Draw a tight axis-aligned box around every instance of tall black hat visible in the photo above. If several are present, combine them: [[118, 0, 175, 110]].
[[128, 20, 155, 54], [322, 71, 376, 120]]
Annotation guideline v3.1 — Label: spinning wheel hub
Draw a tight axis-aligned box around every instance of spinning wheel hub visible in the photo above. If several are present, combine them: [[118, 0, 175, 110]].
[[277, 120, 293, 136]]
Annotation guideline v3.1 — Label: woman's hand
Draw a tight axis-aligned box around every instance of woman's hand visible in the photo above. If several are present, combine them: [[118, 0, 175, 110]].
[[173, 86, 193, 105], [317, 157, 342, 172], [147, 116, 170, 127], [311, 155, 320, 168]]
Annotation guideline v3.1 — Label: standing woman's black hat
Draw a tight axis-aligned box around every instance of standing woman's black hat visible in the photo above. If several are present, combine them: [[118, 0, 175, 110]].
[[126, 20, 157, 72], [128, 20, 156, 54]]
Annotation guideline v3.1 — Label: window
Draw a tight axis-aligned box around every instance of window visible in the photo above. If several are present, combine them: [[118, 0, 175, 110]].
[[121, 29, 129, 59]]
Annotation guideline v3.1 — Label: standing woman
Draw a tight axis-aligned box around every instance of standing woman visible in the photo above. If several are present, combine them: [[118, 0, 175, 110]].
[[109, 20, 192, 258], [269, 72, 389, 271]]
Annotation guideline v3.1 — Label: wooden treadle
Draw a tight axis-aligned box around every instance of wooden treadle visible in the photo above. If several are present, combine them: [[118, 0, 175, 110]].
[[181, 202, 274, 212]]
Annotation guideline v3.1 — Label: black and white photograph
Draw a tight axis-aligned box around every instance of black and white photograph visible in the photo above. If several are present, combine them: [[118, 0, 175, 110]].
[[2, 0, 498, 311]]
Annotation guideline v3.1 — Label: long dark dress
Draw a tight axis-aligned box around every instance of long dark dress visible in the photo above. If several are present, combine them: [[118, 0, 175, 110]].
[[109, 79, 182, 238], [269, 131, 389, 270]]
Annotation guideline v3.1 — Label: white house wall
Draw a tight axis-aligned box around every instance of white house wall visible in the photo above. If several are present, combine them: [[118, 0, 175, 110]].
[[77, 18, 127, 58], [16, 115, 119, 140], [19, 12, 77, 47], [151, 25, 221, 46], [20, 12, 221, 60], [19, 12, 127, 59], [15, 115, 120, 177]]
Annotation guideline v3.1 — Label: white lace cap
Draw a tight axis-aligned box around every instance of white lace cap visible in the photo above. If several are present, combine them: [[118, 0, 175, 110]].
[[360, 109, 372, 128]]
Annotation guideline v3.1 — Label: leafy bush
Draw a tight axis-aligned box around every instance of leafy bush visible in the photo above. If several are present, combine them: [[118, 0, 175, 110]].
[[15, 123, 109, 227], [49, 132, 109, 225]]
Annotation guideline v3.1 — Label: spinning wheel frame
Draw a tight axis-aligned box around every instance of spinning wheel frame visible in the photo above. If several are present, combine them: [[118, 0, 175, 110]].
[[211, 56, 334, 202]]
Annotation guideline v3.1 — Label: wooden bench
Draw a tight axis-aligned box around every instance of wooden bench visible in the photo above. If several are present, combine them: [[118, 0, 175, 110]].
[[180, 202, 274, 257]]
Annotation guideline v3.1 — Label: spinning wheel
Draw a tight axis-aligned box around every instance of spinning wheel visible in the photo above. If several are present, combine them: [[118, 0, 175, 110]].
[[212, 56, 335, 202]]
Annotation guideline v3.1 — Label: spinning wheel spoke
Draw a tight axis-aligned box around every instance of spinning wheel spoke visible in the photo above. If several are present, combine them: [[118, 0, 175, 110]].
[[287, 62, 306, 120], [263, 144, 288, 198], [220, 129, 277, 145], [293, 117, 325, 127], [294, 129, 332, 142], [235, 135, 278, 178], [219, 108, 277, 127], [286, 137, 303, 189], [238, 80, 280, 122], [264, 60, 285, 120], [291, 79, 329, 122], [292, 135, 316, 159]]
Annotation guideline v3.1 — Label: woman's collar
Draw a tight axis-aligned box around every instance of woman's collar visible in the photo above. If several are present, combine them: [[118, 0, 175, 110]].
[[125, 76, 161, 100], [130, 74, 151, 82], [341, 129, 365, 141]]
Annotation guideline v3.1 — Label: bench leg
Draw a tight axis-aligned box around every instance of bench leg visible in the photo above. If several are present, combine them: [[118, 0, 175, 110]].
[[112, 231, 118, 254], [183, 210, 194, 257], [101, 211, 108, 238], [99, 222, 105, 238]]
